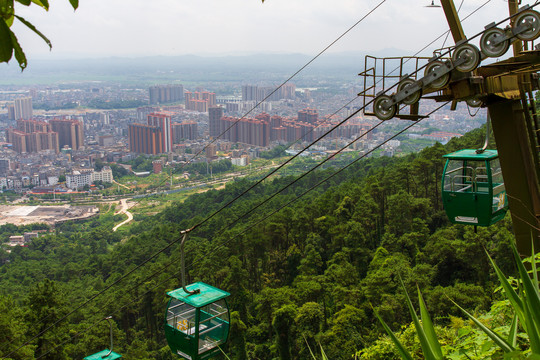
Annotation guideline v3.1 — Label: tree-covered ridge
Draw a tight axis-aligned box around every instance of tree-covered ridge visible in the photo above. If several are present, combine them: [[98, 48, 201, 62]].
[[0, 126, 522, 359]]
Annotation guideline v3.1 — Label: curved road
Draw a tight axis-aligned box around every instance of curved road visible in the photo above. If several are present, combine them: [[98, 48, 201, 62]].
[[113, 198, 133, 232]]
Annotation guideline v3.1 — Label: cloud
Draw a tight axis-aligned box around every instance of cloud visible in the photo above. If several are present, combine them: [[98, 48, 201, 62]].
[[9, 0, 511, 59]]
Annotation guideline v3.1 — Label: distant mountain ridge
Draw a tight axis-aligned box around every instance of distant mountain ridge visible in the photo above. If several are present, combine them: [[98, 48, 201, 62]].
[[0, 49, 409, 85]]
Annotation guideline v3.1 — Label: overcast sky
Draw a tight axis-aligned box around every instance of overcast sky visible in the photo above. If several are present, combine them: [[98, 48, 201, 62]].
[[10, 0, 515, 59]]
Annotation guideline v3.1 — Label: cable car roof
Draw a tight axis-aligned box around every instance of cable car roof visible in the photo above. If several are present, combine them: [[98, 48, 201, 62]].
[[83, 350, 122, 360], [443, 149, 498, 160], [167, 282, 230, 307]]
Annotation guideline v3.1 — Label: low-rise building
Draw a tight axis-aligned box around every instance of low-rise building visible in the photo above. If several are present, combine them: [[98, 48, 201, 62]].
[[8, 235, 25, 247], [66, 167, 113, 189]]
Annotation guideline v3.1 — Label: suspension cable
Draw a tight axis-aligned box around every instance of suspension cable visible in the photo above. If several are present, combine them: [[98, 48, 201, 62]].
[[33, 100, 450, 360]]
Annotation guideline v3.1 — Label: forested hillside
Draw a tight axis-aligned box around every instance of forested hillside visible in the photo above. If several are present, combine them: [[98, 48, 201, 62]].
[[0, 127, 522, 359]]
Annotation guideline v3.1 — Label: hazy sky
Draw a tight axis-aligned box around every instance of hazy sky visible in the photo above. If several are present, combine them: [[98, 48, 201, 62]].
[[10, 0, 514, 59]]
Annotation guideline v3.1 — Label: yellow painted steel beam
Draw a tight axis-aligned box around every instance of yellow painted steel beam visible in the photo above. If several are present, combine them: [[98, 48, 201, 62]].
[[440, 0, 466, 43], [488, 100, 540, 257]]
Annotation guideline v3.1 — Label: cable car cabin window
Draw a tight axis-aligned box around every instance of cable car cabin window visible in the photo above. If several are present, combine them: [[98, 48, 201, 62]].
[[198, 299, 229, 354], [475, 165, 489, 193], [166, 299, 196, 336], [443, 160, 475, 192], [490, 158, 506, 213]]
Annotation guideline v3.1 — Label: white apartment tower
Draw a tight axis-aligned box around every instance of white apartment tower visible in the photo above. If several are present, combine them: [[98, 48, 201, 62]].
[[14, 97, 32, 120]]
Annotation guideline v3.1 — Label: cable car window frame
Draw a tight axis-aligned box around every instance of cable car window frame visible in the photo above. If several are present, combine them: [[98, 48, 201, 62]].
[[166, 298, 197, 336], [197, 299, 229, 354]]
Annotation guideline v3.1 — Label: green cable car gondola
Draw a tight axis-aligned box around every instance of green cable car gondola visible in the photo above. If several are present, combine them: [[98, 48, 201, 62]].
[[442, 149, 508, 226], [84, 317, 122, 360], [83, 350, 122, 360], [165, 231, 231, 360], [165, 282, 230, 360]]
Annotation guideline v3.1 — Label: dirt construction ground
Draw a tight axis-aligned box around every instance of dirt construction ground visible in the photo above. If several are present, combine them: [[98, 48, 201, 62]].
[[0, 205, 98, 226]]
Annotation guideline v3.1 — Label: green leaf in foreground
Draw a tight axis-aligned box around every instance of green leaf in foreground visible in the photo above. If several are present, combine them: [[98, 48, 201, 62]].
[[401, 277, 441, 360], [486, 250, 525, 326], [372, 305, 414, 360], [8, 26, 26, 69], [30, 0, 49, 10], [511, 242, 540, 353], [15, 0, 31, 6], [418, 285, 443, 359], [14, 15, 51, 49], [0, 18, 14, 62], [508, 314, 518, 348], [451, 299, 515, 353]]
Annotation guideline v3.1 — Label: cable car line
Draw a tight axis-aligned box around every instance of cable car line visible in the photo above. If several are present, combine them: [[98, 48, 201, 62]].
[[512, 213, 540, 231], [195, 102, 451, 262], [15, 96, 370, 359], [441, 0, 466, 49], [4, 0, 503, 354], [155, 0, 388, 185], [144, 0, 494, 198], [1, 232, 187, 359], [217, 121, 385, 233], [129, 0, 389, 200], [203, 0, 530, 234], [84, 1, 540, 354], [34, 101, 449, 360], [1, 34, 472, 360], [506, 193, 540, 231], [12, 91, 386, 359]]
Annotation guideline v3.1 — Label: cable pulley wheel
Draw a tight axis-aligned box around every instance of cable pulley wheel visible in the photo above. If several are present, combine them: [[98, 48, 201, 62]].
[[397, 79, 422, 105], [480, 27, 509, 58], [452, 43, 481, 72], [514, 10, 540, 41], [424, 61, 450, 89], [373, 95, 397, 121], [466, 97, 482, 108]]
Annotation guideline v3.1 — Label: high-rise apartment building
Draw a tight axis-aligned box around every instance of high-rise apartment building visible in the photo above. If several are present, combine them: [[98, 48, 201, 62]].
[[128, 124, 163, 155], [5, 128, 59, 154], [149, 84, 184, 104], [185, 91, 216, 112], [17, 119, 50, 133], [298, 108, 318, 124], [136, 106, 160, 121], [147, 112, 173, 153], [206, 144, 217, 158], [172, 122, 198, 142], [128, 112, 174, 154], [281, 83, 296, 100], [6, 129, 27, 153], [33, 132, 60, 153], [217, 116, 269, 147], [49, 119, 84, 150], [242, 85, 258, 101], [241, 84, 295, 102], [208, 106, 223, 137], [13, 97, 32, 120]]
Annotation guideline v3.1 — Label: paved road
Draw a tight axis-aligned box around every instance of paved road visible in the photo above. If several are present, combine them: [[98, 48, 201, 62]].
[[113, 198, 133, 232]]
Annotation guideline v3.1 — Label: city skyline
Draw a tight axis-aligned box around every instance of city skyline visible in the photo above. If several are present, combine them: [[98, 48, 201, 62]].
[[5, 0, 511, 62]]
